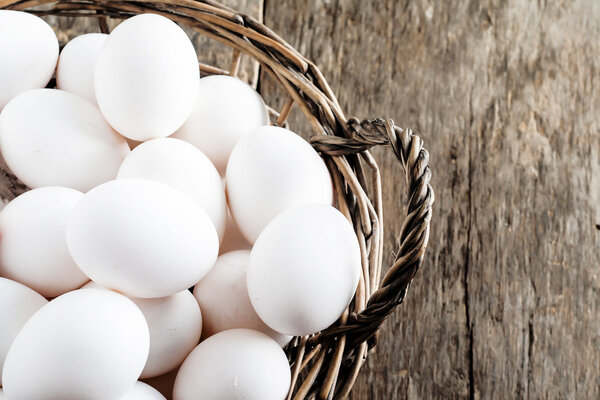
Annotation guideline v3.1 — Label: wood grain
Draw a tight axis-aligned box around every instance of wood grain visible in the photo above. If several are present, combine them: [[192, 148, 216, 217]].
[[261, 0, 600, 399]]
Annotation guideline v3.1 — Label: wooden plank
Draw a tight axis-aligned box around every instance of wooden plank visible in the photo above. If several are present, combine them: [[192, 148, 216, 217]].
[[261, 0, 600, 399]]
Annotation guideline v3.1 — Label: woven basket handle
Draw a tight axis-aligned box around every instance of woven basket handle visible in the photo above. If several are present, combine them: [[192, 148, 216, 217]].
[[310, 118, 434, 349]]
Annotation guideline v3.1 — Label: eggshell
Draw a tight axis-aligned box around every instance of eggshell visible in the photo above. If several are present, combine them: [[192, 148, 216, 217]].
[[247, 204, 361, 336], [142, 367, 179, 400], [0, 187, 87, 297], [0, 278, 47, 387], [0, 89, 130, 191], [2, 289, 149, 400], [193, 251, 290, 346], [95, 14, 199, 140], [66, 178, 218, 298], [173, 75, 269, 173], [173, 329, 290, 400], [0, 11, 58, 110], [118, 138, 226, 240], [84, 281, 202, 378], [56, 33, 108, 105], [219, 206, 251, 255], [120, 381, 166, 400], [226, 126, 333, 243]]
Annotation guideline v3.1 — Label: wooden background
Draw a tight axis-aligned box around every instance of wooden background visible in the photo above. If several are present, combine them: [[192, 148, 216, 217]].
[[45, 0, 600, 398]]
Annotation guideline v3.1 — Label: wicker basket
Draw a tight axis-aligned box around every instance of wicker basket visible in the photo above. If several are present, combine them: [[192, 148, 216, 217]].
[[0, 1, 434, 398]]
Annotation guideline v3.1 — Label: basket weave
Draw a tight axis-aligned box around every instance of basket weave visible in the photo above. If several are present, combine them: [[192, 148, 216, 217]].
[[0, 1, 434, 398]]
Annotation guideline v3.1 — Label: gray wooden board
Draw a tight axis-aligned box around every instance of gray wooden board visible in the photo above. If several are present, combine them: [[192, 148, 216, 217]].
[[39, 0, 600, 398]]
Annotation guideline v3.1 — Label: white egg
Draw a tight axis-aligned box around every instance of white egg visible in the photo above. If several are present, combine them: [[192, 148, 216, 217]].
[[0, 11, 58, 110], [173, 75, 269, 173], [66, 179, 218, 298], [0, 278, 47, 387], [95, 14, 199, 140], [0, 89, 130, 191], [83, 281, 202, 379], [142, 367, 179, 400], [193, 251, 291, 346], [118, 138, 226, 240], [0, 187, 87, 297], [226, 126, 333, 243], [56, 33, 108, 105], [2, 289, 149, 400], [247, 204, 361, 336], [173, 329, 290, 400], [120, 381, 167, 400], [219, 207, 252, 255]]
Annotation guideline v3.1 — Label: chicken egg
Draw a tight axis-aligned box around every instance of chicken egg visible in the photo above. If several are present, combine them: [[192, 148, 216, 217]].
[[193, 251, 291, 346], [0, 11, 58, 110], [173, 329, 290, 400], [247, 204, 361, 336], [0, 187, 87, 297], [226, 126, 333, 243], [0, 278, 47, 387], [2, 289, 149, 400], [120, 381, 166, 400], [95, 14, 199, 140], [0, 89, 130, 191], [56, 33, 108, 105], [173, 75, 269, 174], [118, 138, 226, 240], [66, 178, 218, 298]]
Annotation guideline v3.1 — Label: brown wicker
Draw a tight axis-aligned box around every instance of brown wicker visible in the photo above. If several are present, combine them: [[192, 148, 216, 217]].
[[0, 1, 434, 398]]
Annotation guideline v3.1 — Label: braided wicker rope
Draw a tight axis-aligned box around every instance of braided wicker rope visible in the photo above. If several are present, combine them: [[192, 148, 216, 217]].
[[0, 1, 434, 398]]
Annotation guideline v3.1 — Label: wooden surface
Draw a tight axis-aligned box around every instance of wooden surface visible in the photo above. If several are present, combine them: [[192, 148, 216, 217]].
[[45, 1, 600, 399]]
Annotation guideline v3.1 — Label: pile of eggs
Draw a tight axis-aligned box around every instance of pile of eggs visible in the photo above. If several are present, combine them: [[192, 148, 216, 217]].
[[0, 10, 362, 400]]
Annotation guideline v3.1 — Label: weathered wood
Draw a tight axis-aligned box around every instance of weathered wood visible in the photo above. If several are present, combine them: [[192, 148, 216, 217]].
[[261, 0, 600, 399]]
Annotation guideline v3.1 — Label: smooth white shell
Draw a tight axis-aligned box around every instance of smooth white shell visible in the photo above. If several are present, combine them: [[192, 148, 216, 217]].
[[173, 329, 290, 400], [0, 278, 47, 387], [56, 33, 108, 105], [84, 282, 202, 379], [2, 289, 149, 400], [119, 381, 167, 400], [173, 75, 269, 173], [0, 89, 130, 191], [193, 251, 290, 346], [66, 179, 219, 298], [247, 204, 361, 336], [118, 138, 226, 240], [0, 187, 87, 297], [0, 11, 58, 110], [95, 14, 199, 140], [226, 126, 333, 243]]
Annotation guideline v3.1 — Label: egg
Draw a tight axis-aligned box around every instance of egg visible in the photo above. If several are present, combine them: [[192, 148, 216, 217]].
[[173, 329, 290, 400], [83, 282, 202, 379], [95, 14, 199, 140], [0, 278, 47, 387], [118, 138, 226, 240], [56, 33, 108, 105], [226, 126, 333, 243], [247, 204, 361, 336], [2, 289, 149, 400], [0, 89, 130, 191], [0, 187, 87, 297], [173, 75, 269, 173], [66, 178, 218, 298], [0, 11, 58, 110], [120, 381, 167, 400], [193, 251, 291, 346], [142, 367, 179, 400], [219, 206, 252, 255]]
